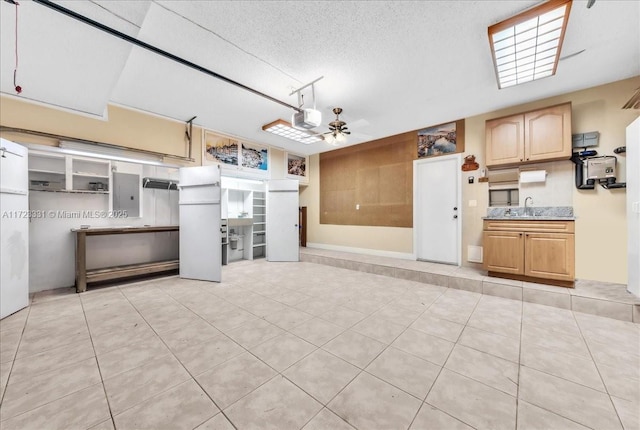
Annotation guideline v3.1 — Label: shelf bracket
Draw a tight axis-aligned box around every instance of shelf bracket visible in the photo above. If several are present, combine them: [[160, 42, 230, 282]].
[[185, 116, 197, 160]]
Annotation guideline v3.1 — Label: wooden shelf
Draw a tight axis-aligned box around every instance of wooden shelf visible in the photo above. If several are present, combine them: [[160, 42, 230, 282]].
[[29, 189, 109, 194], [29, 169, 65, 175], [86, 260, 179, 283], [73, 172, 110, 178]]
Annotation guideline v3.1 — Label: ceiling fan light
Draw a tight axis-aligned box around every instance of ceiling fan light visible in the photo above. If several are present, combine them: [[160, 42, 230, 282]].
[[336, 132, 347, 143], [324, 133, 336, 145]]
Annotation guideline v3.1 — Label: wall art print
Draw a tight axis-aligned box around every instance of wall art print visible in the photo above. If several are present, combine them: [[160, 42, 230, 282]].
[[287, 153, 307, 177], [241, 143, 268, 171], [417, 119, 465, 158]]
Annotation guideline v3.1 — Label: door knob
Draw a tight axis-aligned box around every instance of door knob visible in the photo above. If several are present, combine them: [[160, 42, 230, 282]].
[[453, 215, 458, 219], [453, 207, 458, 211]]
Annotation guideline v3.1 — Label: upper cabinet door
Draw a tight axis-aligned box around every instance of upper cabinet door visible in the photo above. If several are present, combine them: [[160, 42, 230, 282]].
[[485, 114, 525, 167], [524, 103, 572, 162]]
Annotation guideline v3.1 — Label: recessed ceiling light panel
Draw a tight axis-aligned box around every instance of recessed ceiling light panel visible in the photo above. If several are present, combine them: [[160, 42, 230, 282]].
[[489, 0, 572, 89], [262, 120, 322, 145]]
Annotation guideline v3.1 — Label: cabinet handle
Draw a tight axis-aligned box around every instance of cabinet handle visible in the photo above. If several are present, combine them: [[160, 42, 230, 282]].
[[519, 233, 522, 237], [520, 158, 523, 161]]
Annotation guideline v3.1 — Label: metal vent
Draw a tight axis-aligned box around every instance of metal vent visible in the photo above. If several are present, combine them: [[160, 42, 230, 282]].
[[142, 177, 178, 190]]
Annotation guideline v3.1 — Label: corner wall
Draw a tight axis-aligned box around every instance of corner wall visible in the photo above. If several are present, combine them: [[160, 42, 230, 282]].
[[0, 95, 200, 165], [303, 77, 640, 284]]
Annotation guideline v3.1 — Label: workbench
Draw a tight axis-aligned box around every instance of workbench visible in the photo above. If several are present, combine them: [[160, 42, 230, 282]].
[[71, 225, 179, 292]]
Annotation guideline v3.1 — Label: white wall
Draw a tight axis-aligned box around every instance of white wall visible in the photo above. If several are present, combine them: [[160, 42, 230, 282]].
[[28, 164, 179, 292], [517, 162, 573, 207], [627, 118, 640, 296]]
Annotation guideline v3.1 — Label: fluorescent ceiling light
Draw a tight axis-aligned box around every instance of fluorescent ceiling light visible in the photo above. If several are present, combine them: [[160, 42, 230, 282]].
[[262, 119, 323, 145], [489, 0, 572, 89], [24, 143, 178, 167]]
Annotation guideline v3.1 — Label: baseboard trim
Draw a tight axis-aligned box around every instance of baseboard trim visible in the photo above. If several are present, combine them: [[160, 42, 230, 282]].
[[305, 243, 415, 261]]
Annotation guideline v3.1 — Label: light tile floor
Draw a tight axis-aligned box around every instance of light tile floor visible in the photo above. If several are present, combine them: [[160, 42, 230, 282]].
[[0, 260, 638, 430], [300, 248, 640, 322]]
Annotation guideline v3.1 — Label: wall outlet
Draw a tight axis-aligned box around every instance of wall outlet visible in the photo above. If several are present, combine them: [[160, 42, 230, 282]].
[[468, 199, 477, 207], [356, 204, 360, 210]]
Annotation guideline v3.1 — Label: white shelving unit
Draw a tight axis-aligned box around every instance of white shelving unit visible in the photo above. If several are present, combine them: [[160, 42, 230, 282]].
[[224, 188, 254, 262], [28, 152, 67, 192], [252, 191, 266, 259], [28, 151, 111, 194], [70, 157, 110, 193], [220, 177, 268, 262]]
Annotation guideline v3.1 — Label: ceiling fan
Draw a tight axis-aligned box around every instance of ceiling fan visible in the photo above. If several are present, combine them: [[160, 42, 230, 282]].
[[323, 107, 351, 145]]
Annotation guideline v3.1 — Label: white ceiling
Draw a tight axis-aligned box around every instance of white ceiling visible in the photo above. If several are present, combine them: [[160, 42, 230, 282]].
[[1, 0, 638, 156]]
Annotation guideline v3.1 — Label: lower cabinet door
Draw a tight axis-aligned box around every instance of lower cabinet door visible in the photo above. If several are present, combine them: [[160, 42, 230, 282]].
[[482, 231, 524, 275], [524, 232, 575, 281]]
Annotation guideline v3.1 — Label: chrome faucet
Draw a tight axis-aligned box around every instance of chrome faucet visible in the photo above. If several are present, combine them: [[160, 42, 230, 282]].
[[524, 197, 533, 216]]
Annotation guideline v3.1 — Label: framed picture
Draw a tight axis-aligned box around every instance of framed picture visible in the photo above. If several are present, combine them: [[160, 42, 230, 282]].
[[241, 142, 268, 171], [203, 131, 238, 167], [417, 119, 465, 158], [286, 152, 309, 183]]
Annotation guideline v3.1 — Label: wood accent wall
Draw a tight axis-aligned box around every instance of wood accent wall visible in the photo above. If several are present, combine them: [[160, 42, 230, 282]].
[[320, 131, 415, 227]]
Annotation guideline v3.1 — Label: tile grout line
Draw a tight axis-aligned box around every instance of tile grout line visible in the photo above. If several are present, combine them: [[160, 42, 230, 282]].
[[78, 291, 117, 430], [570, 310, 627, 430], [0, 305, 32, 408], [515, 294, 524, 429], [301, 252, 638, 324], [115, 279, 334, 428], [515, 308, 624, 428], [277, 282, 448, 428], [406, 287, 484, 430], [115, 284, 239, 429]]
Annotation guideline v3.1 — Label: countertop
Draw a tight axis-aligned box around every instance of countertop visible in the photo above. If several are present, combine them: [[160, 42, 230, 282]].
[[483, 206, 575, 221], [71, 225, 179, 234], [482, 215, 576, 221]]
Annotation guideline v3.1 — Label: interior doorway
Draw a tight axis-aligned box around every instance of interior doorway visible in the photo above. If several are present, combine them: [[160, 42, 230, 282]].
[[413, 154, 462, 265], [299, 206, 307, 247]]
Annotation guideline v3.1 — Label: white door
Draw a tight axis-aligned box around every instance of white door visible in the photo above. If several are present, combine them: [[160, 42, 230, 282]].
[[267, 179, 299, 262], [179, 165, 222, 282], [0, 139, 29, 318], [414, 154, 461, 265]]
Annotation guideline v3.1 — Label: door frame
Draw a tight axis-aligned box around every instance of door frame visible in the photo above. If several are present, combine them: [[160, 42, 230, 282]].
[[412, 153, 462, 266]]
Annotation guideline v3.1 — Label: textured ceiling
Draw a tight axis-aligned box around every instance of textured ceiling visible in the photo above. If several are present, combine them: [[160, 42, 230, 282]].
[[1, 0, 638, 156]]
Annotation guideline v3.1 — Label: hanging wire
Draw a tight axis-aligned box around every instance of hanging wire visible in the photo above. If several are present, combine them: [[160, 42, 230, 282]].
[[13, 0, 22, 93]]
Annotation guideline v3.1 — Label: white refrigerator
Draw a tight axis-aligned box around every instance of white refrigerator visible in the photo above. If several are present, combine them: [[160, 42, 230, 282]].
[[0, 139, 29, 319], [179, 165, 222, 282]]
